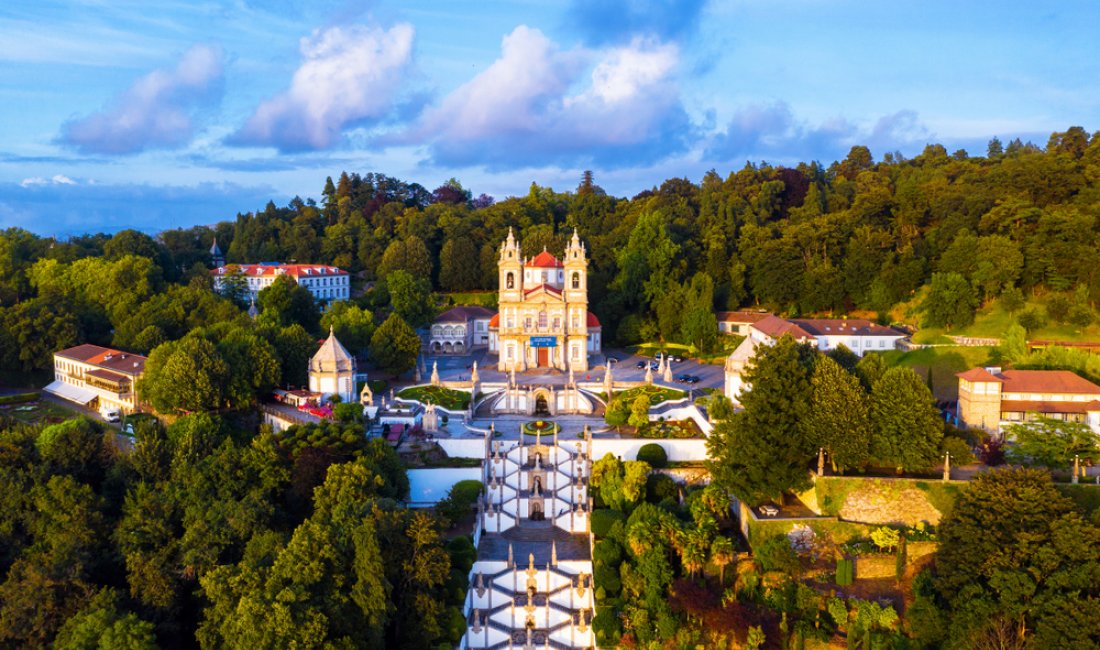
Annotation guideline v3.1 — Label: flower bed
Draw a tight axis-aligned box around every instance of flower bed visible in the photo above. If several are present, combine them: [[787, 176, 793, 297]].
[[397, 385, 471, 410], [612, 385, 686, 405], [636, 418, 702, 439], [522, 420, 561, 436]]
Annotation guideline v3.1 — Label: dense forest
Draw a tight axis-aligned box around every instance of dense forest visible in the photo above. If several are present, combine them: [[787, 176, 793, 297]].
[[1, 128, 1100, 647], [3, 127, 1100, 381]]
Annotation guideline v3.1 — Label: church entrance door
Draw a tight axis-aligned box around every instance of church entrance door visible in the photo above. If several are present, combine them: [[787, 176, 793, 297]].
[[537, 348, 549, 367]]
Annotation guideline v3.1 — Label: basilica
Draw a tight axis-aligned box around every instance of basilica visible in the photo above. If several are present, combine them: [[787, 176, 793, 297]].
[[488, 229, 601, 373]]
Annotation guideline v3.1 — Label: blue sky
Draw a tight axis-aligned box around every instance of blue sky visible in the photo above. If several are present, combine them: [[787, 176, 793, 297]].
[[1, 0, 1097, 235]]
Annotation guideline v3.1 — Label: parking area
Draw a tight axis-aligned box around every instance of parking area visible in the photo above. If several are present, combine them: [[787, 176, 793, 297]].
[[601, 347, 725, 391]]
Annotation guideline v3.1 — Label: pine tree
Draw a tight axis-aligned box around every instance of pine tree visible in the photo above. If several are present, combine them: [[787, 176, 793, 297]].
[[707, 335, 814, 505], [869, 367, 944, 472], [807, 356, 871, 473]]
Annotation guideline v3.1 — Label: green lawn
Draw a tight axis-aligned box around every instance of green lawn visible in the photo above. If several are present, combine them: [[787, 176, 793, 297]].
[[610, 385, 686, 405], [2, 400, 81, 426], [397, 385, 471, 410], [914, 296, 1100, 344], [442, 292, 498, 308], [636, 418, 703, 439], [879, 346, 996, 402]]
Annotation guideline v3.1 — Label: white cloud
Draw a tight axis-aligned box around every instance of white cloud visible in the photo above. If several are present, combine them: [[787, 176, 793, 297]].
[[21, 175, 78, 188], [59, 44, 224, 155], [230, 23, 415, 151], [406, 27, 692, 169]]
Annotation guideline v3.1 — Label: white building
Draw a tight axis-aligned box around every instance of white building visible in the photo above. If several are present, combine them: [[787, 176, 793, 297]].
[[211, 263, 350, 303], [724, 316, 906, 404], [46, 344, 147, 415], [308, 328, 357, 404], [716, 310, 772, 335], [749, 315, 906, 356], [429, 306, 495, 354]]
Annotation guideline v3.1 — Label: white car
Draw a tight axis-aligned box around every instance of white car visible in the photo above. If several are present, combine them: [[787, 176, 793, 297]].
[[100, 407, 120, 423]]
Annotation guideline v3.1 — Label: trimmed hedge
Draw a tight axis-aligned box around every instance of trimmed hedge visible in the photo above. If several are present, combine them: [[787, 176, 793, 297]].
[[0, 392, 39, 405], [645, 473, 678, 503], [590, 509, 627, 538], [637, 443, 668, 468]]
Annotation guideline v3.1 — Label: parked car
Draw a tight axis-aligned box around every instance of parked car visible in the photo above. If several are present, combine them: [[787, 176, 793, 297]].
[[636, 361, 648, 369], [669, 354, 684, 363], [649, 361, 660, 369], [674, 374, 689, 383]]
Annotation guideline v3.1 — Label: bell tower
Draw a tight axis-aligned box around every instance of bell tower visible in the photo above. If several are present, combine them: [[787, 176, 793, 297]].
[[563, 228, 590, 372], [498, 227, 523, 304]]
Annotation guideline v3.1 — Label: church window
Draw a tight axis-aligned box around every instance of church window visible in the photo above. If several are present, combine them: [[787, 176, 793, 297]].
[[506, 272, 514, 289], [552, 317, 560, 330], [572, 272, 580, 288], [539, 311, 547, 328], [542, 271, 548, 283]]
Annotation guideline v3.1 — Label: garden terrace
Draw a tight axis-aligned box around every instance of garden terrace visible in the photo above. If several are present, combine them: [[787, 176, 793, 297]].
[[396, 385, 471, 410]]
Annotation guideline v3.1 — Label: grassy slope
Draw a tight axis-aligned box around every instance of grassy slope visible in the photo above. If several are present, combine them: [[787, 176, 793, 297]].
[[880, 346, 997, 402]]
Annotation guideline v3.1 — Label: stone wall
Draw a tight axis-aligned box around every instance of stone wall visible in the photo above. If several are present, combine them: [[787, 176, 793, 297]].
[[814, 476, 965, 527]]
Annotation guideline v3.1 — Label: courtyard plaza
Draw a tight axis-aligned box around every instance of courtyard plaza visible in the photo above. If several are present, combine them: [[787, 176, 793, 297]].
[[421, 346, 726, 391]]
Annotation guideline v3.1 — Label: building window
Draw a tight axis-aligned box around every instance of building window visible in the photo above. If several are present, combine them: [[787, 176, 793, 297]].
[[552, 317, 560, 330], [538, 311, 547, 328], [572, 346, 579, 359], [572, 272, 580, 289], [506, 272, 514, 289], [507, 347, 513, 360], [525, 317, 532, 330]]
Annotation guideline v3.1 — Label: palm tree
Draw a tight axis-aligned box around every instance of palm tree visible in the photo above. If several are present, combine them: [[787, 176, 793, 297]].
[[711, 536, 736, 586], [681, 531, 709, 580]]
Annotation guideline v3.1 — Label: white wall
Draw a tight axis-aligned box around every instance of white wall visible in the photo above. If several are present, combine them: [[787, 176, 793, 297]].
[[438, 438, 488, 458], [591, 438, 709, 462], [406, 468, 482, 506]]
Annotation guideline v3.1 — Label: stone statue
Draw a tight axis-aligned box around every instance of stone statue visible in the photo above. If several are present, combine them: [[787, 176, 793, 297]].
[[431, 361, 440, 386]]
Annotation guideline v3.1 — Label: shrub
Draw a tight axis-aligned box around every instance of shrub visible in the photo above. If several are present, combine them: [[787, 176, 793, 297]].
[[645, 473, 678, 503], [871, 526, 901, 551], [593, 563, 621, 595], [636, 443, 668, 468], [593, 539, 623, 567], [941, 435, 976, 465], [590, 509, 627, 538], [1017, 308, 1046, 332], [836, 557, 854, 586], [436, 480, 483, 527], [446, 536, 476, 574], [592, 608, 623, 645], [755, 536, 800, 575]]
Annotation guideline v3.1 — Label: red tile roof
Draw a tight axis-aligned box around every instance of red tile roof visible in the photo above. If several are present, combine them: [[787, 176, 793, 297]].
[[527, 251, 562, 268], [524, 283, 563, 297], [751, 315, 815, 340], [789, 318, 904, 337], [84, 368, 130, 384], [489, 313, 500, 328], [999, 370, 1100, 395], [716, 310, 772, 324], [956, 368, 1003, 383], [211, 263, 348, 277], [55, 344, 146, 376]]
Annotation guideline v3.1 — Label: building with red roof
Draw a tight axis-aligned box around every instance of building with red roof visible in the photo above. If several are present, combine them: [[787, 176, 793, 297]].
[[957, 366, 1100, 433], [47, 344, 148, 416], [744, 315, 906, 356], [484, 228, 600, 372], [211, 263, 350, 303]]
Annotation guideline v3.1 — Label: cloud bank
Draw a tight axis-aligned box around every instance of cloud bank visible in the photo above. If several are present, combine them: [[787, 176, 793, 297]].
[[59, 44, 224, 155], [404, 26, 693, 169], [706, 101, 934, 163], [229, 23, 415, 151]]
